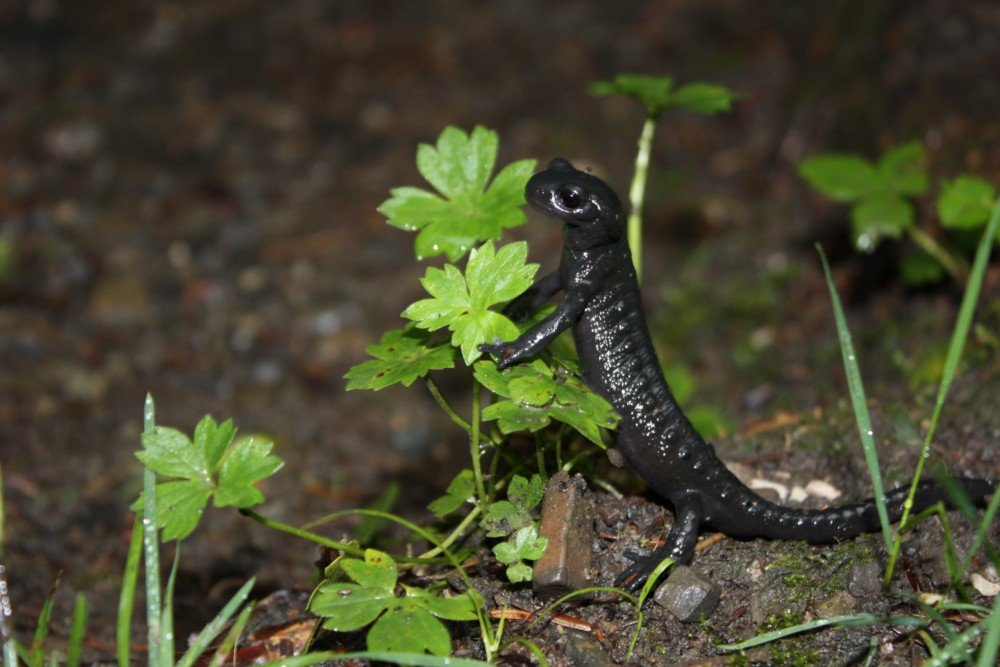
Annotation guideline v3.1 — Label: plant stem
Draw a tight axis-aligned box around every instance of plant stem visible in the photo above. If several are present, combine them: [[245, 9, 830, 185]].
[[417, 505, 481, 560], [627, 115, 657, 280], [425, 378, 472, 433], [909, 227, 969, 285], [469, 381, 489, 511], [239, 509, 365, 556]]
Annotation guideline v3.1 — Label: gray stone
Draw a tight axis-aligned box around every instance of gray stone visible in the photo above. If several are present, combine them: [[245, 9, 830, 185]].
[[653, 564, 722, 622], [847, 561, 882, 598]]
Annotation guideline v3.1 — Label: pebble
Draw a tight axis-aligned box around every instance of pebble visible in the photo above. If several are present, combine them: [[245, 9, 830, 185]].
[[653, 564, 721, 622]]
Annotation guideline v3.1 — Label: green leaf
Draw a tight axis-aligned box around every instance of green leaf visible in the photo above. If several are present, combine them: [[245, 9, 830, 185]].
[[507, 474, 544, 513], [492, 526, 548, 582], [405, 587, 480, 622], [475, 358, 616, 446], [342, 549, 398, 591], [669, 82, 741, 115], [503, 563, 534, 584], [344, 328, 456, 391], [312, 582, 395, 632], [482, 499, 531, 538], [481, 400, 551, 434], [366, 606, 451, 656], [378, 126, 536, 261], [510, 525, 548, 561], [194, 416, 236, 472], [214, 436, 283, 508], [507, 374, 556, 406], [878, 140, 928, 196], [797, 155, 883, 202], [938, 176, 997, 229], [427, 469, 476, 517], [152, 481, 211, 541], [137, 426, 207, 481], [590, 74, 674, 115], [134, 416, 284, 541], [403, 241, 538, 364], [851, 194, 913, 252], [589, 74, 739, 117]]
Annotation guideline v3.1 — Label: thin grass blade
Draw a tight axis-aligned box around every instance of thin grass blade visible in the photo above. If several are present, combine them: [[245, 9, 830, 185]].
[[116, 514, 143, 666], [817, 246, 892, 548], [66, 593, 87, 667], [174, 577, 255, 667]]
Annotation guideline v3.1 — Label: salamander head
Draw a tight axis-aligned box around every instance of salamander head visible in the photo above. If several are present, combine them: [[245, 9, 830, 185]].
[[525, 158, 623, 248]]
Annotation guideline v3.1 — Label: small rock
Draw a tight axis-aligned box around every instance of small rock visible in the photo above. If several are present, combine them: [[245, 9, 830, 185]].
[[561, 629, 614, 667], [847, 561, 882, 598], [816, 589, 855, 617], [533, 471, 596, 597], [971, 572, 1000, 597], [653, 564, 721, 622]]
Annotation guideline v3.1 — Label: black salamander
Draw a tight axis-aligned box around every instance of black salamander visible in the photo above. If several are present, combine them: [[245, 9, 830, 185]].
[[480, 158, 997, 592]]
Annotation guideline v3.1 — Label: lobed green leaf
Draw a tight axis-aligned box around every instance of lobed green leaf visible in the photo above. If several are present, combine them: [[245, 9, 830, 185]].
[[427, 469, 476, 517], [878, 140, 928, 196], [214, 436, 283, 508], [938, 176, 997, 229], [403, 241, 536, 364], [405, 587, 480, 621], [851, 194, 913, 252], [366, 606, 451, 656], [342, 549, 398, 591], [377, 126, 536, 261], [313, 582, 395, 632], [344, 328, 456, 391], [670, 82, 741, 115], [138, 426, 207, 481], [797, 155, 883, 202]]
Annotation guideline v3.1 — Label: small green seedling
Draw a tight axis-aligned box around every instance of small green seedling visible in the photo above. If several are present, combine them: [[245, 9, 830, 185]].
[[590, 74, 740, 278], [310, 548, 481, 657], [481, 474, 547, 583], [492, 525, 548, 584], [798, 140, 999, 286], [133, 415, 284, 540]]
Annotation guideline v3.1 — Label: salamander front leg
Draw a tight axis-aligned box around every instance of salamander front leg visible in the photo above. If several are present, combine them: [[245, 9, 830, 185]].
[[502, 270, 562, 322], [614, 497, 704, 594]]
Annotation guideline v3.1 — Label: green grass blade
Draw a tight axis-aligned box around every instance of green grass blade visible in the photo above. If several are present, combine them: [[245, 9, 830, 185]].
[[142, 393, 163, 667], [716, 613, 882, 651], [175, 577, 255, 667], [160, 543, 182, 666], [206, 602, 254, 667], [29, 581, 56, 667], [817, 246, 892, 549], [976, 593, 1000, 667], [886, 193, 1000, 586], [116, 513, 144, 666], [1, 464, 17, 667], [923, 192, 1000, 448], [66, 593, 87, 667]]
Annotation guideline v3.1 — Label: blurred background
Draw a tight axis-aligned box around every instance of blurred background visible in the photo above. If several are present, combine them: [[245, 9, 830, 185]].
[[2, 0, 999, 653]]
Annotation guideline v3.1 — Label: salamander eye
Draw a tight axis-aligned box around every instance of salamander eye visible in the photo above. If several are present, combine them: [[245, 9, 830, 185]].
[[557, 186, 584, 209]]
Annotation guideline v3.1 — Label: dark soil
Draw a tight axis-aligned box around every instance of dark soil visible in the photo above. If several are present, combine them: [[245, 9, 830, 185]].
[[2, 1, 1000, 665]]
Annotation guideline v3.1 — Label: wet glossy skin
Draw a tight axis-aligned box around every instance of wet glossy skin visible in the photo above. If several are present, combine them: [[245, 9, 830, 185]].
[[481, 158, 997, 592]]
